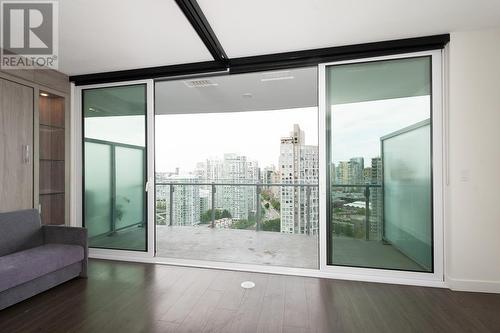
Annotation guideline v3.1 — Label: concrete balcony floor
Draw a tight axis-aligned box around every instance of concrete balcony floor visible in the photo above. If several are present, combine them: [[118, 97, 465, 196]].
[[90, 225, 425, 271], [157, 225, 319, 269]]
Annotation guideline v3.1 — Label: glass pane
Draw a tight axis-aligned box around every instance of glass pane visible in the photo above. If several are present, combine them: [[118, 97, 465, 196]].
[[115, 147, 146, 231], [83, 85, 147, 251], [155, 67, 319, 269], [327, 57, 432, 272], [382, 121, 432, 270], [84, 142, 112, 238]]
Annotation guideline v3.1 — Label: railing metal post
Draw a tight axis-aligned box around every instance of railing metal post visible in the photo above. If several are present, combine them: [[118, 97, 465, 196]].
[[365, 185, 370, 241], [169, 185, 174, 226], [110, 145, 116, 235], [211, 183, 216, 228], [256, 184, 261, 231], [306, 186, 311, 235]]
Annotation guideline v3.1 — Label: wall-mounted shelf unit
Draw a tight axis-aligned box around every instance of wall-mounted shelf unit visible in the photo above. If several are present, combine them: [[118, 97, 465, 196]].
[[39, 92, 66, 225]]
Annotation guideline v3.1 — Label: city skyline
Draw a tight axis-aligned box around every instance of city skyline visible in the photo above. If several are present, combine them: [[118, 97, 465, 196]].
[[156, 123, 319, 237], [155, 107, 318, 173]]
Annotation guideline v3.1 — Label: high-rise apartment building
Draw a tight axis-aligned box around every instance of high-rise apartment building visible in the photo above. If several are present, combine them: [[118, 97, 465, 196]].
[[220, 153, 260, 220], [348, 157, 364, 185], [371, 157, 382, 184], [364, 167, 372, 184], [279, 124, 319, 235], [262, 165, 280, 197], [196, 154, 260, 220], [334, 157, 364, 191], [199, 189, 210, 216], [246, 160, 260, 216], [162, 174, 201, 226], [370, 157, 383, 238], [336, 161, 350, 185]]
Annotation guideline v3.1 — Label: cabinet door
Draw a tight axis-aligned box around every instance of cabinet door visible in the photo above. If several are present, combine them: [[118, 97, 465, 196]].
[[0, 78, 34, 212]]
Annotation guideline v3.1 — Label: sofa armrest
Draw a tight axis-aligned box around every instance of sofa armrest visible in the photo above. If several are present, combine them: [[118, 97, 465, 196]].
[[42, 225, 88, 277]]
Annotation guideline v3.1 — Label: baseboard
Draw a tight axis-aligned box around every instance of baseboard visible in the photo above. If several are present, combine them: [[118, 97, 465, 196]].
[[447, 276, 500, 293]]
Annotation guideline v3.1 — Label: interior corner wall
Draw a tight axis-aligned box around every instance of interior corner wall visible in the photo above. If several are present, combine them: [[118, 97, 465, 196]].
[[446, 27, 500, 293]]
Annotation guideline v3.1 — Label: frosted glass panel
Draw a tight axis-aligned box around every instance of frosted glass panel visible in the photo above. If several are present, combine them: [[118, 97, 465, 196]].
[[84, 142, 112, 238], [382, 121, 432, 270], [83, 84, 147, 251], [115, 147, 145, 230]]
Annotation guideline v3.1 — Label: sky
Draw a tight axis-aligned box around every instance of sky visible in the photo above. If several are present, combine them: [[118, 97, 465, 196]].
[[84, 95, 430, 173], [155, 107, 318, 173], [331, 95, 430, 165]]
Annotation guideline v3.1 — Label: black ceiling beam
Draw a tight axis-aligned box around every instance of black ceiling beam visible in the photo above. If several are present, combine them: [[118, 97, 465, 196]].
[[228, 34, 450, 74], [70, 34, 449, 85], [175, 0, 228, 64]]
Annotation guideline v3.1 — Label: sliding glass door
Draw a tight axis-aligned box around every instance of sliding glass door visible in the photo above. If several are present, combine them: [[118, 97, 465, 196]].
[[77, 52, 443, 284], [83, 84, 148, 251], [321, 52, 442, 275], [154, 67, 319, 269]]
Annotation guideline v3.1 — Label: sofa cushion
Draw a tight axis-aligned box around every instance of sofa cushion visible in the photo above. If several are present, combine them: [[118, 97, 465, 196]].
[[0, 244, 84, 292], [0, 209, 43, 256]]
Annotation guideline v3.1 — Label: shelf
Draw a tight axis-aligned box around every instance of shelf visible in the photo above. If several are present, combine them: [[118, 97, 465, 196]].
[[40, 191, 65, 195], [40, 123, 65, 130], [39, 93, 66, 226]]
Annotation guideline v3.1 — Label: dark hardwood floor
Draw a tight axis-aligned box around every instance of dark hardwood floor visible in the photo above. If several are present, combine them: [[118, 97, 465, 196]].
[[1, 259, 499, 332]]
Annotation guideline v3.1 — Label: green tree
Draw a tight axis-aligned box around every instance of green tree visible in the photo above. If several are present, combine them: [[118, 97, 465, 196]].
[[261, 218, 281, 232], [200, 208, 232, 224], [221, 209, 231, 218], [271, 198, 280, 211], [231, 219, 255, 230]]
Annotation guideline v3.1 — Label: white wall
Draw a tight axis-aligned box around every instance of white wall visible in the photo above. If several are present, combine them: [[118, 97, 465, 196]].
[[447, 28, 500, 293]]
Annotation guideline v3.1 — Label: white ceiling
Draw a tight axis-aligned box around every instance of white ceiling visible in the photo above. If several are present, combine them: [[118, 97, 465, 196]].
[[59, 0, 212, 75], [155, 67, 317, 114], [198, 0, 500, 58], [58, 0, 500, 75]]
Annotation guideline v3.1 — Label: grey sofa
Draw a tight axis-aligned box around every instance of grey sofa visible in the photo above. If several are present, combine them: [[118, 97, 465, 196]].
[[0, 209, 88, 310]]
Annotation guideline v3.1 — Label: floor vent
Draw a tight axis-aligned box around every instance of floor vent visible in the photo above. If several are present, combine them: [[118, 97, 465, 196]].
[[241, 281, 255, 289]]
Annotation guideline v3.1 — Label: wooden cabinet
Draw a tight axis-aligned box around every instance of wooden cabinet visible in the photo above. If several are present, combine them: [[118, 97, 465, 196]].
[[0, 69, 69, 224], [0, 78, 34, 212]]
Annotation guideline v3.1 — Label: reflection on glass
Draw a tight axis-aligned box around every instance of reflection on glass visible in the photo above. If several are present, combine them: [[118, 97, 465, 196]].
[[83, 85, 147, 251], [327, 57, 433, 272]]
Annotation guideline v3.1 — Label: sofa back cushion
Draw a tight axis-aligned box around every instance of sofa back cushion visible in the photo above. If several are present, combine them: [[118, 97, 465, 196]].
[[0, 209, 43, 256]]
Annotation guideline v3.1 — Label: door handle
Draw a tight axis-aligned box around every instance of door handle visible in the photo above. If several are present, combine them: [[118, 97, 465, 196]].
[[23, 145, 30, 164]]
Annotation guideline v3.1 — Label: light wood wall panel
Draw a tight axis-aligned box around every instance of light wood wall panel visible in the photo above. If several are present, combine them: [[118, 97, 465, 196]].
[[0, 78, 34, 212]]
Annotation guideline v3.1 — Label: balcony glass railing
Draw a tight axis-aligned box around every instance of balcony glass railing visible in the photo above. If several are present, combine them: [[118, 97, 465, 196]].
[[155, 181, 319, 269], [85, 138, 146, 251], [156, 182, 319, 231]]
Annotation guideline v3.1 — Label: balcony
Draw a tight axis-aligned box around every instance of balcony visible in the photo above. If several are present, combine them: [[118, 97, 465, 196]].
[[152, 182, 426, 270], [154, 181, 319, 269], [88, 181, 427, 271]]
